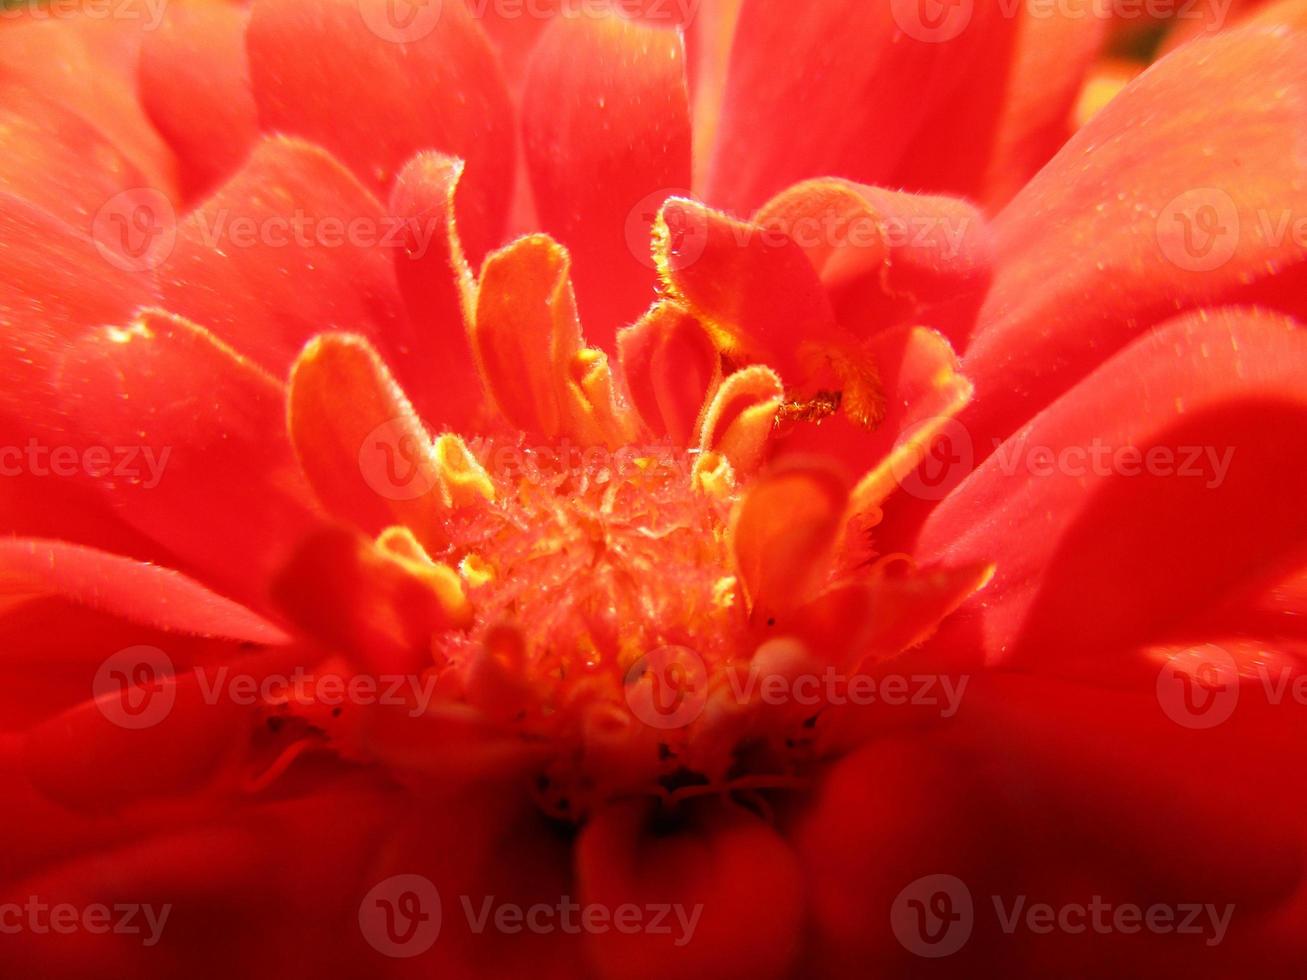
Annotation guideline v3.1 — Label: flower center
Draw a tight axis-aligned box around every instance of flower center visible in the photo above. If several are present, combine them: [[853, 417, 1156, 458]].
[[439, 442, 744, 678], [412, 439, 811, 820]]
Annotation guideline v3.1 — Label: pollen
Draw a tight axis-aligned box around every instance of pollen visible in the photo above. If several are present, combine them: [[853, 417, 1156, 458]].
[[432, 440, 747, 687]]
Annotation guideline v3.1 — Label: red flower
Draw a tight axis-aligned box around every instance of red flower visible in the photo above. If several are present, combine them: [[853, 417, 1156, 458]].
[[2, 1, 1307, 977]]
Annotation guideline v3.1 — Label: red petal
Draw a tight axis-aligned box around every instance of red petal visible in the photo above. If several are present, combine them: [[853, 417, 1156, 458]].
[[0, 194, 156, 436], [57, 310, 323, 610], [159, 136, 408, 377], [920, 308, 1307, 673], [0, 784, 404, 977], [22, 664, 261, 814], [0, 596, 281, 734], [777, 324, 972, 509], [138, 0, 258, 202], [0, 81, 155, 231], [522, 10, 691, 346], [0, 13, 178, 198], [0, 539, 287, 643], [798, 737, 989, 974], [655, 197, 841, 384], [705, 0, 1018, 212], [387, 151, 484, 430], [757, 179, 994, 345], [961, 674, 1306, 914], [246, 0, 514, 263], [982, 5, 1110, 207], [577, 800, 803, 980], [967, 26, 1307, 448]]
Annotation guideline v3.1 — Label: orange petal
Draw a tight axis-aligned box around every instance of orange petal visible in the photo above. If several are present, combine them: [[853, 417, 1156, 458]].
[[433, 433, 496, 509], [562, 347, 639, 448], [471, 234, 583, 438], [730, 463, 848, 619], [616, 300, 720, 445], [271, 526, 469, 675], [288, 332, 447, 546], [775, 324, 973, 522], [696, 365, 783, 475]]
